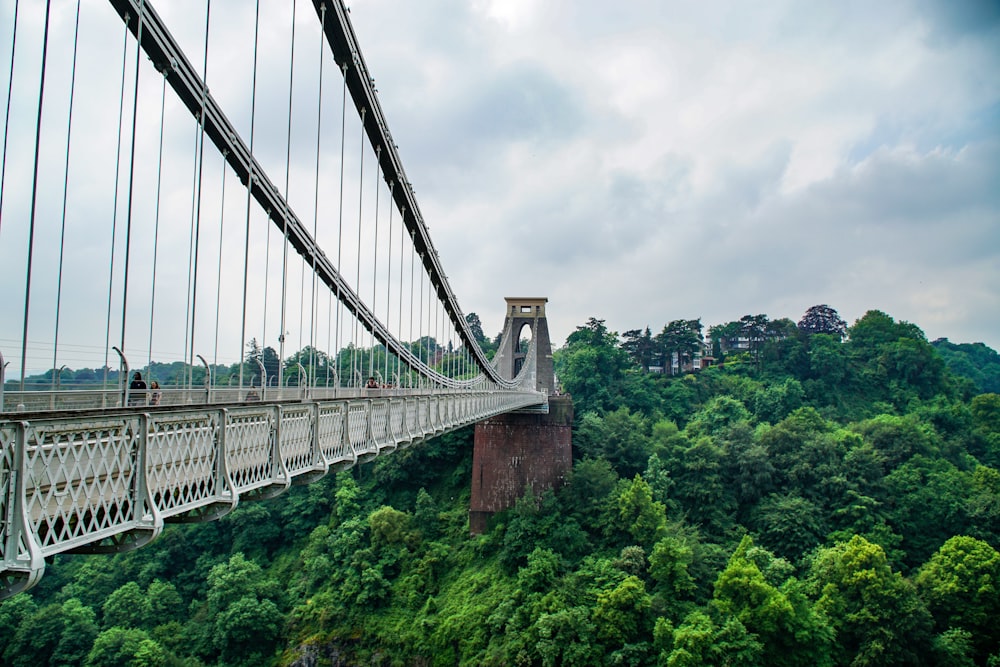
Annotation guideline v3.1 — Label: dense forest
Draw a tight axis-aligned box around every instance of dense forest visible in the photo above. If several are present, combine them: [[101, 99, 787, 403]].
[[2, 307, 999, 666]]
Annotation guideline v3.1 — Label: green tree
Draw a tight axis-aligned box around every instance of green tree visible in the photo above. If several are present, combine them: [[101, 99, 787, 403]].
[[559, 457, 620, 538], [798, 304, 847, 338], [847, 310, 945, 406], [808, 536, 932, 666], [669, 437, 735, 538], [967, 465, 1000, 543], [931, 628, 977, 667], [466, 312, 488, 348], [915, 535, 1000, 660], [665, 610, 762, 667], [932, 339, 1000, 394], [213, 596, 284, 667], [808, 333, 849, 384], [622, 326, 656, 370], [535, 606, 602, 667], [752, 377, 804, 423], [592, 575, 652, 645], [575, 407, 654, 477], [555, 318, 633, 414], [144, 580, 183, 629], [196, 553, 285, 665], [971, 393, 1000, 467], [656, 319, 703, 374], [102, 581, 150, 630], [750, 492, 826, 562], [883, 456, 972, 567], [617, 475, 668, 546], [685, 395, 752, 440], [86, 627, 167, 667], [648, 533, 697, 601], [5, 598, 99, 667], [725, 438, 775, 506], [0, 594, 38, 660], [369, 505, 416, 547], [713, 536, 833, 667]]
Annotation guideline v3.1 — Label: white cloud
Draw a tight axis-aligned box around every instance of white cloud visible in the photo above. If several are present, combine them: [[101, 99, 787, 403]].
[[1, 0, 998, 378]]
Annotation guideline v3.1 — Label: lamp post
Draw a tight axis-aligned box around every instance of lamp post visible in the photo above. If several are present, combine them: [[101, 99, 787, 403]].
[[112, 346, 129, 408], [253, 357, 266, 401], [296, 362, 307, 399], [197, 354, 211, 404]]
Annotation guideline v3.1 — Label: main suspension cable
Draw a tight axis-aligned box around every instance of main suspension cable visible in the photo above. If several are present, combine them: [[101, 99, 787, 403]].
[[0, 0, 20, 241]]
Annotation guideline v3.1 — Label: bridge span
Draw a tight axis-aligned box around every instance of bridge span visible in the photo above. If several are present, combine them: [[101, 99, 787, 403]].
[[1, 384, 545, 599], [1, 0, 565, 599]]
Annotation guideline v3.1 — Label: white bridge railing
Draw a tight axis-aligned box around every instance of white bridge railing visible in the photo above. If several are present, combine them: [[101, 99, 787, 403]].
[[0, 389, 546, 599]]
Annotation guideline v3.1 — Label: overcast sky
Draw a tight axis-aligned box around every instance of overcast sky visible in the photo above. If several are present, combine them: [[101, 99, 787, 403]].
[[1, 0, 998, 377], [343, 0, 1000, 349]]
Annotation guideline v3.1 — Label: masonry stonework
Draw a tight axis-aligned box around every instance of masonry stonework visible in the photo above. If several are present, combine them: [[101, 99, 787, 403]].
[[469, 395, 573, 534]]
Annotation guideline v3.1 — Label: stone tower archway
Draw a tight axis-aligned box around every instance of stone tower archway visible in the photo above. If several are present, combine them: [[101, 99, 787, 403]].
[[469, 297, 572, 534]]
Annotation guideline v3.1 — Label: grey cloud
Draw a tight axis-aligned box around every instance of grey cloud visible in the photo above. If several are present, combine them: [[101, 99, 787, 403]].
[[915, 0, 1000, 42]]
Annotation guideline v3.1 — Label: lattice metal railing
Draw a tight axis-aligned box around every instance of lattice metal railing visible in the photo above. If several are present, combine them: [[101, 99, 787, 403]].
[[1, 389, 543, 598]]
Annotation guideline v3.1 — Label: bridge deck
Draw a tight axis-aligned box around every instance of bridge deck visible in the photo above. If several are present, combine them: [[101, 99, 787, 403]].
[[1, 389, 546, 598]]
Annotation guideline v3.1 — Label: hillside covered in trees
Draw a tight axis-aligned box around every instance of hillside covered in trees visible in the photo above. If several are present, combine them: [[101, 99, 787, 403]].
[[2, 307, 999, 666]]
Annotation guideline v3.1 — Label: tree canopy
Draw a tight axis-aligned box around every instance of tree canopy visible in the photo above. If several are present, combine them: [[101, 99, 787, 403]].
[[4, 307, 999, 667]]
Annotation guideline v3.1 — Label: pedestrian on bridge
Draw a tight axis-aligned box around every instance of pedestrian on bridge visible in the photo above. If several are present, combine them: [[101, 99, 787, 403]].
[[128, 372, 147, 406], [149, 381, 162, 406]]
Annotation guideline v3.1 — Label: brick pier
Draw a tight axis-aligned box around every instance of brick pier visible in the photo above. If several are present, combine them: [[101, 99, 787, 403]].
[[469, 395, 573, 534]]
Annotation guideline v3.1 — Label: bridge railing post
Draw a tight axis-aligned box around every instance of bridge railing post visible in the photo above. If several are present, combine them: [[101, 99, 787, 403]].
[[215, 408, 235, 507], [132, 413, 163, 543], [1, 421, 46, 599]]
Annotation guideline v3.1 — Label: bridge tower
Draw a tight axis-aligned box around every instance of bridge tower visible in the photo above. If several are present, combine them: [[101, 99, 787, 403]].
[[469, 298, 573, 534]]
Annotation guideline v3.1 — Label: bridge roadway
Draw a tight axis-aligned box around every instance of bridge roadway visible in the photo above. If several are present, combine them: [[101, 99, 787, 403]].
[[0, 387, 547, 599]]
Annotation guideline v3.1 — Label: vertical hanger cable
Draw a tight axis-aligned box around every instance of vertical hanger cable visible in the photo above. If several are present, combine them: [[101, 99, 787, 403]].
[[239, 0, 261, 390], [101, 18, 130, 389], [19, 0, 53, 390], [147, 71, 167, 373], [120, 0, 146, 368], [51, 0, 82, 388]]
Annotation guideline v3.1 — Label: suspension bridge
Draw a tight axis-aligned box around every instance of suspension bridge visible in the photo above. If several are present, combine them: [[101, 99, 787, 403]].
[[0, 0, 567, 599]]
